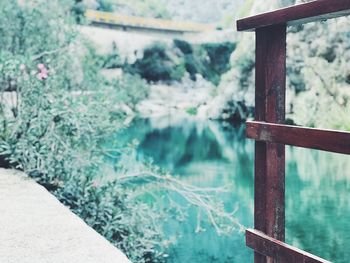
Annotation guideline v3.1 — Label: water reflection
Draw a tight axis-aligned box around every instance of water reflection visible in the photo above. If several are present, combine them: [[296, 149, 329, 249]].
[[116, 117, 350, 263], [286, 148, 350, 262]]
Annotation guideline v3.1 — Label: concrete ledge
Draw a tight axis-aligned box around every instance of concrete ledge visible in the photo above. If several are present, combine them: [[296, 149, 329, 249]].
[[0, 169, 131, 263]]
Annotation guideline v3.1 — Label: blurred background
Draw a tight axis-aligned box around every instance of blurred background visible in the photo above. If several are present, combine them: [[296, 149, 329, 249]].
[[1, 0, 350, 262], [72, 0, 350, 129]]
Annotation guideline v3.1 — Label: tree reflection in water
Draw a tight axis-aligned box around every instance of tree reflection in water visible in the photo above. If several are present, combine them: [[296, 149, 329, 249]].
[[115, 117, 350, 263]]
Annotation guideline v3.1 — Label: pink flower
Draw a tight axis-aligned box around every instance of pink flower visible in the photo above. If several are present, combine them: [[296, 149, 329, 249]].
[[37, 72, 48, 80], [37, 64, 45, 70], [36, 63, 49, 80], [41, 68, 48, 75]]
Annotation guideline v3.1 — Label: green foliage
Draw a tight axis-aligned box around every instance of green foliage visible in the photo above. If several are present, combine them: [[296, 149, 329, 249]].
[[202, 43, 237, 75], [180, 41, 236, 85], [181, 51, 207, 81], [0, 1, 165, 261], [186, 107, 198, 116], [71, 0, 87, 24], [173, 39, 193, 54], [219, 0, 350, 127], [127, 43, 185, 83], [0, 2, 241, 263], [100, 43, 122, 69], [0, 0, 76, 92], [127, 40, 236, 85], [54, 165, 168, 263], [97, 0, 114, 12], [200, 42, 236, 85], [113, 74, 149, 109]]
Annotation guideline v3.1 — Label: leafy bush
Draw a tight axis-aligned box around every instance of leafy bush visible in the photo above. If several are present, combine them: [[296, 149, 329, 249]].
[[71, 0, 87, 23], [202, 42, 237, 76], [127, 41, 236, 85], [180, 41, 236, 85], [127, 43, 185, 83], [112, 74, 149, 110], [0, 1, 166, 261], [100, 43, 123, 69], [0, 2, 243, 262], [173, 39, 193, 54]]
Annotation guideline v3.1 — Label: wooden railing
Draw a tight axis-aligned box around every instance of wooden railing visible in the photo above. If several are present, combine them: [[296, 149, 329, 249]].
[[237, 1, 350, 262]]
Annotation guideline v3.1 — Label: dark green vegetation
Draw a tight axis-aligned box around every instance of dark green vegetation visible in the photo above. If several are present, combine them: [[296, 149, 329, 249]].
[[100, 43, 123, 69], [125, 42, 185, 83], [126, 40, 236, 85]]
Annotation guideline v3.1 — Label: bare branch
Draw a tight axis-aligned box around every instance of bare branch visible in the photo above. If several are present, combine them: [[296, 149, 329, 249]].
[[31, 46, 70, 61], [117, 171, 245, 234]]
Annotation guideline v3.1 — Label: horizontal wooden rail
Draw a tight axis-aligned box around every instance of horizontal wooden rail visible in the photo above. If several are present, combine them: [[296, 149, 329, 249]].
[[237, 0, 350, 31], [246, 121, 350, 155], [246, 229, 332, 263]]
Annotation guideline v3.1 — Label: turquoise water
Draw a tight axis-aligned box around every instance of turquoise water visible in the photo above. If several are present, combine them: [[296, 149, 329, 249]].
[[117, 118, 350, 263]]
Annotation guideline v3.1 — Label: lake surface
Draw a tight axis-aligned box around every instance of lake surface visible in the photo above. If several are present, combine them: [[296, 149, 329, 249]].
[[116, 117, 350, 263]]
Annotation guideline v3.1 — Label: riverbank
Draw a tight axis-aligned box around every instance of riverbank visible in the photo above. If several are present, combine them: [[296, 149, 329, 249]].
[[0, 169, 131, 263], [136, 77, 214, 119], [80, 25, 255, 122]]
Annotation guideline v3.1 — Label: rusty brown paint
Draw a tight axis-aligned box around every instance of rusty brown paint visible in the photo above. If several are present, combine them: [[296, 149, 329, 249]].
[[254, 24, 286, 263], [246, 121, 350, 155], [237, 0, 350, 31], [238, 1, 350, 262], [246, 229, 332, 263]]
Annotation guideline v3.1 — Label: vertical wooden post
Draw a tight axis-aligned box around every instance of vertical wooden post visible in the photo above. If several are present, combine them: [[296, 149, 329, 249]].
[[254, 24, 286, 263]]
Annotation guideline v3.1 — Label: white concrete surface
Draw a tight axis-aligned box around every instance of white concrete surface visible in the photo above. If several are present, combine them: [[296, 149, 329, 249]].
[[0, 169, 131, 263], [79, 25, 170, 62]]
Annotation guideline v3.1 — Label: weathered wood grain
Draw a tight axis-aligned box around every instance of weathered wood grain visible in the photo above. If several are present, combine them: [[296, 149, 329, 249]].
[[237, 0, 350, 31], [246, 229, 332, 263], [241, 1, 350, 263], [254, 24, 286, 263], [246, 121, 350, 155]]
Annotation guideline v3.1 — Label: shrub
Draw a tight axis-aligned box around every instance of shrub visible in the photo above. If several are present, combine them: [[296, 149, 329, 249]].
[[0, 2, 243, 262], [0, 1, 165, 261], [113, 74, 149, 109], [127, 43, 185, 83], [201, 42, 237, 76], [181, 42, 236, 85], [127, 41, 236, 85], [173, 39, 193, 54]]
